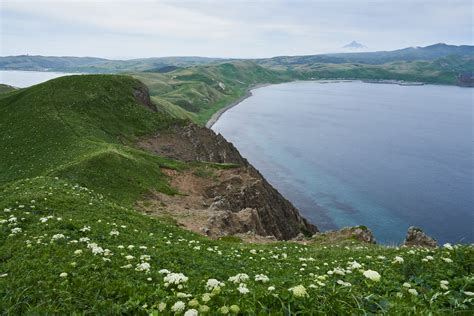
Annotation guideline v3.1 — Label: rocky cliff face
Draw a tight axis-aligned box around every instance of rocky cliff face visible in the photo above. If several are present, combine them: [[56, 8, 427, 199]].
[[138, 123, 317, 240]]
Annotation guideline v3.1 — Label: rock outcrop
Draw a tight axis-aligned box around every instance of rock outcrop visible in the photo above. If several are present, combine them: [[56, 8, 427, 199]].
[[138, 123, 317, 240], [403, 226, 438, 248], [133, 82, 156, 112], [312, 226, 376, 244]]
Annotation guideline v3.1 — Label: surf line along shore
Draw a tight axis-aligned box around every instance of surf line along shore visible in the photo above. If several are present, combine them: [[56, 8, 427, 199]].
[[205, 83, 271, 129]]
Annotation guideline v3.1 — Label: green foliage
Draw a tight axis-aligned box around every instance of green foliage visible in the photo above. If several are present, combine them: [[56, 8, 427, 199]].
[[0, 84, 17, 94], [132, 61, 294, 125], [0, 75, 180, 204], [0, 177, 473, 314], [1, 62, 473, 315]]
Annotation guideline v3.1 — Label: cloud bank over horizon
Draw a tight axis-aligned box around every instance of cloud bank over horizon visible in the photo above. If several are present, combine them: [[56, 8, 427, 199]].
[[1, 0, 472, 59]]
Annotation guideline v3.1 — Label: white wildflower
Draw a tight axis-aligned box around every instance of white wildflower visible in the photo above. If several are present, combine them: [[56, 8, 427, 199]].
[[164, 273, 188, 286], [363, 270, 381, 282], [443, 243, 453, 250], [237, 283, 249, 294], [171, 301, 186, 313], [135, 262, 151, 273], [289, 285, 308, 297], [408, 289, 418, 296], [51, 234, 65, 241], [184, 309, 198, 316], [255, 274, 270, 283], [206, 279, 224, 291], [11, 227, 22, 234], [337, 280, 352, 287], [228, 273, 249, 284], [79, 226, 91, 232]]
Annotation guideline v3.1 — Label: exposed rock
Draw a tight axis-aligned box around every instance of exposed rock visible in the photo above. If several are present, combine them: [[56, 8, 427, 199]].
[[133, 82, 156, 112], [137, 123, 317, 240], [350, 226, 376, 244], [312, 226, 376, 244], [403, 226, 438, 248]]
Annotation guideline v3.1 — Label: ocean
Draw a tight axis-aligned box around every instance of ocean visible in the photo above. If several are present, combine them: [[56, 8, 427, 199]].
[[212, 81, 473, 244]]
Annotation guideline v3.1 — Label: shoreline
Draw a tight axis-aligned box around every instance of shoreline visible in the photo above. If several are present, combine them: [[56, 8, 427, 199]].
[[205, 83, 271, 129]]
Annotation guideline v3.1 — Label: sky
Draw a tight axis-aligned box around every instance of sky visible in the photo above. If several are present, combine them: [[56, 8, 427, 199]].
[[1, 0, 472, 59]]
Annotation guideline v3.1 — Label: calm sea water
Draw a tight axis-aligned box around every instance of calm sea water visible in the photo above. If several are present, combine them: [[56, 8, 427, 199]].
[[0, 70, 76, 88], [213, 81, 473, 244]]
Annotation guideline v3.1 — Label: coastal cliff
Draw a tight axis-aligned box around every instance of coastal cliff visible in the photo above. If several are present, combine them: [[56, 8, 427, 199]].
[[138, 123, 317, 240]]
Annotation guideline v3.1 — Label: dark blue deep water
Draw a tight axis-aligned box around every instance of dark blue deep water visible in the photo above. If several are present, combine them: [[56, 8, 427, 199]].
[[213, 81, 473, 244]]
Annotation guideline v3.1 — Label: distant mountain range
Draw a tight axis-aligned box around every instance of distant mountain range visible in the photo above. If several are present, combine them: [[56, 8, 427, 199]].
[[0, 43, 472, 73]]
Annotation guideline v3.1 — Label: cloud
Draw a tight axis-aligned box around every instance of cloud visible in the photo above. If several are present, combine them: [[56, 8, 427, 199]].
[[1, 0, 471, 58]]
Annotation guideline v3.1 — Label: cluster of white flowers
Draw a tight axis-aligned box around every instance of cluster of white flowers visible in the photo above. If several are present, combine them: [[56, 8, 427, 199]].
[[237, 283, 250, 294], [363, 270, 381, 282], [289, 285, 308, 298], [39, 216, 54, 223], [440, 280, 449, 290], [10, 227, 22, 234], [337, 280, 352, 287], [109, 229, 119, 237], [443, 243, 453, 250], [79, 226, 91, 232], [228, 273, 249, 284], [205, 279, 225, 291], [255, 274, 270, 283], [184, 309, 198, 316], [348, 261, 362, 270], [51, 234, 65, 241], [171, 301, 185, 313], [393, 256, 404, 264], [135, 262, 151, 273], [408, 288, 418, 296], [164, 273, 188, 287], [87, 242, 104, 255]]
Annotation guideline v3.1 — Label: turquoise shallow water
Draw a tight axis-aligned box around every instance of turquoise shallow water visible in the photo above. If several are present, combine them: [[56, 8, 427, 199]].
[[213, 81, 473, 244]]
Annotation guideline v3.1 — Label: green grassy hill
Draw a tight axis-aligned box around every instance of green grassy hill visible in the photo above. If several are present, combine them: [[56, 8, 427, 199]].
[[0, 75, 183, 204], [1, 75, 473, 314], [0, 84, 17, 94], [132, 61, 296, 124]]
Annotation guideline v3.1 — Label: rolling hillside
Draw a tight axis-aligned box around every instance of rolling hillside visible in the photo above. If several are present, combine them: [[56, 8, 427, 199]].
[[0, 75, 182, 204], [0, 75, 472, 314], [131, 61, 297, 125]]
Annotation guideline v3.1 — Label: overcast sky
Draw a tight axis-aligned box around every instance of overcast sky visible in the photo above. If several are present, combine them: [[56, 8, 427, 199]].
[[1, 0, 472, 59]]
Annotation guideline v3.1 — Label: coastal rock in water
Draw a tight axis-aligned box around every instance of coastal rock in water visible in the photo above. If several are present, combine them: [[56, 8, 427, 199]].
[[138, 123, 317, 240], [403, 226, 438, 248]]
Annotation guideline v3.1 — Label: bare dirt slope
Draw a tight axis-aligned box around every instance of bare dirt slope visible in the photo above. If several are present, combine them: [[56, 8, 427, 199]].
[[137, 123, 317, 240]]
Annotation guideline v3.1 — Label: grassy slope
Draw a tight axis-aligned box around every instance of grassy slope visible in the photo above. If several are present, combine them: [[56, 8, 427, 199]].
[[0, 84, 17, 94], [0, 75, 473, 314], [0, 75, 184, 204], [132, 61, 296, 125], [1, 177, 473, 314]]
